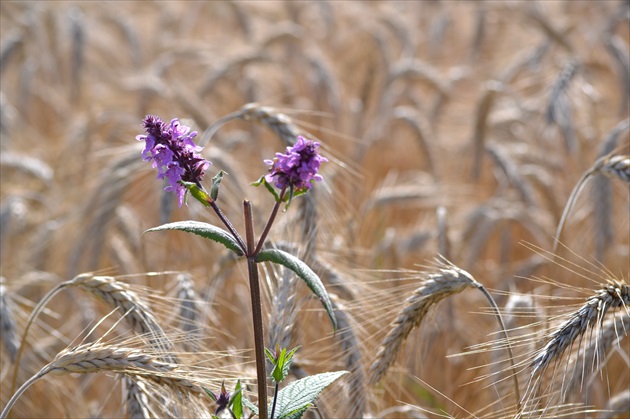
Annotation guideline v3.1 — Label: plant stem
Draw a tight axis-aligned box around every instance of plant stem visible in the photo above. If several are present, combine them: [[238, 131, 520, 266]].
[[9, 278, 76, 399], [474, 284, 522, 412], [210, 200, 247, 254], [254, 187, 287, 255], [269, 382, 280, 419], [243, 200, 268, 419], [2, 369, 45, 419]]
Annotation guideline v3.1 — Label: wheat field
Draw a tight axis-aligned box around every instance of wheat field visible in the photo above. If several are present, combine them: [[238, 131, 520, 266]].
[[1, 1, 629, 418]]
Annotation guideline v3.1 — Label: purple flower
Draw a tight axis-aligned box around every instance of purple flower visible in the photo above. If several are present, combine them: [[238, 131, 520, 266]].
[[264, 137, 328, 192], [209, 381, 231, 415], [136, 115, 210, 206]]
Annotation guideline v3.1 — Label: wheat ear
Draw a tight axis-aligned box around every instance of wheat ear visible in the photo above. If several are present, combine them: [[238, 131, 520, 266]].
[[2, 343, 202, 418], [370, 257, 522, 408], [369, 259, 480, 384], [0, 278, 18, 363], [563, 315, 629, 401], [123, 376, 156, 419], [199, 102, 302, 147], [528, 280, 629, 380], [10, 274, 173, 396]]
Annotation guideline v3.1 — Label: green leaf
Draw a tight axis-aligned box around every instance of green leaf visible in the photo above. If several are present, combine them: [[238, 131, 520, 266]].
[[271, 371, 348, 419], [145, 221, 244, 256], [281, 346, 300, 381], [181, 181, 213, 207], [255, 249, 337, 330], [229, 380, 243, 419], [279, 405, 311, 419], [242, 398, 258, 415], [210, 170, 226, 201], [271, 347, 287, 383], [265, 346, 277, 365], [252, 176, 280, 202]]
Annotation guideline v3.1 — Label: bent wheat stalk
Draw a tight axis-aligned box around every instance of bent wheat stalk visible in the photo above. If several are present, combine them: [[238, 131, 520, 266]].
[[552, 154, 630, 254]]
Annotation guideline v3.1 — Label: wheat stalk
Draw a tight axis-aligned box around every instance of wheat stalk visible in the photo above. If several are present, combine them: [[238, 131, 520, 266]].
[[332, 298, 366, 418], [553, 154, 630, 255]]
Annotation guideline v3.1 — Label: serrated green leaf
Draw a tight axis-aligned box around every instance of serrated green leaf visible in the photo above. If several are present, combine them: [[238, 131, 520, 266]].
[[255, 249, 336, 330], [265, 346, 276, 365], [271, 371, 348, 419], [278, 404, 311, 419], [242, 398, 258, 415], [281, 346, 300, 381], [271, 347, 287, 383], [145, 221, 244, 256]]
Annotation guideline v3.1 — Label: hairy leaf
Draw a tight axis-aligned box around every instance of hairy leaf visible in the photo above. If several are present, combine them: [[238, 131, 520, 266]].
[[255, 249, 336, 330], [145, 221, 244, 256]]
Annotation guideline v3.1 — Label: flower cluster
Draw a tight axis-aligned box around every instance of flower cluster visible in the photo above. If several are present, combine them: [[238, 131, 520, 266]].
[[137, 115, 210, 206], [264, 137, 328, 192]]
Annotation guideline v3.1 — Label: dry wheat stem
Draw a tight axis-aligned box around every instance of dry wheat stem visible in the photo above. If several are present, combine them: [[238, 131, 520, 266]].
[[332, 298, 366, 418], [9, 274, 80, 396], [553, 154, 630, 255]]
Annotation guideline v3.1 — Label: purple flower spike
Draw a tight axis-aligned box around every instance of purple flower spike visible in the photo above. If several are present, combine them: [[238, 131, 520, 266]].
[[265, 137, 328, 192], [136, 115, 210, 206]]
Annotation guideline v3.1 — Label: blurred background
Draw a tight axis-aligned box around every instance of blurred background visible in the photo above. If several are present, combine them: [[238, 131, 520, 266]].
[[1, 1, 628, 418]]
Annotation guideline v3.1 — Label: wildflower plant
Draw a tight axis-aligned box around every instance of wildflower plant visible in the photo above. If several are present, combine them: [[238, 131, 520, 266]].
[[137, 115, 345, 419]]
